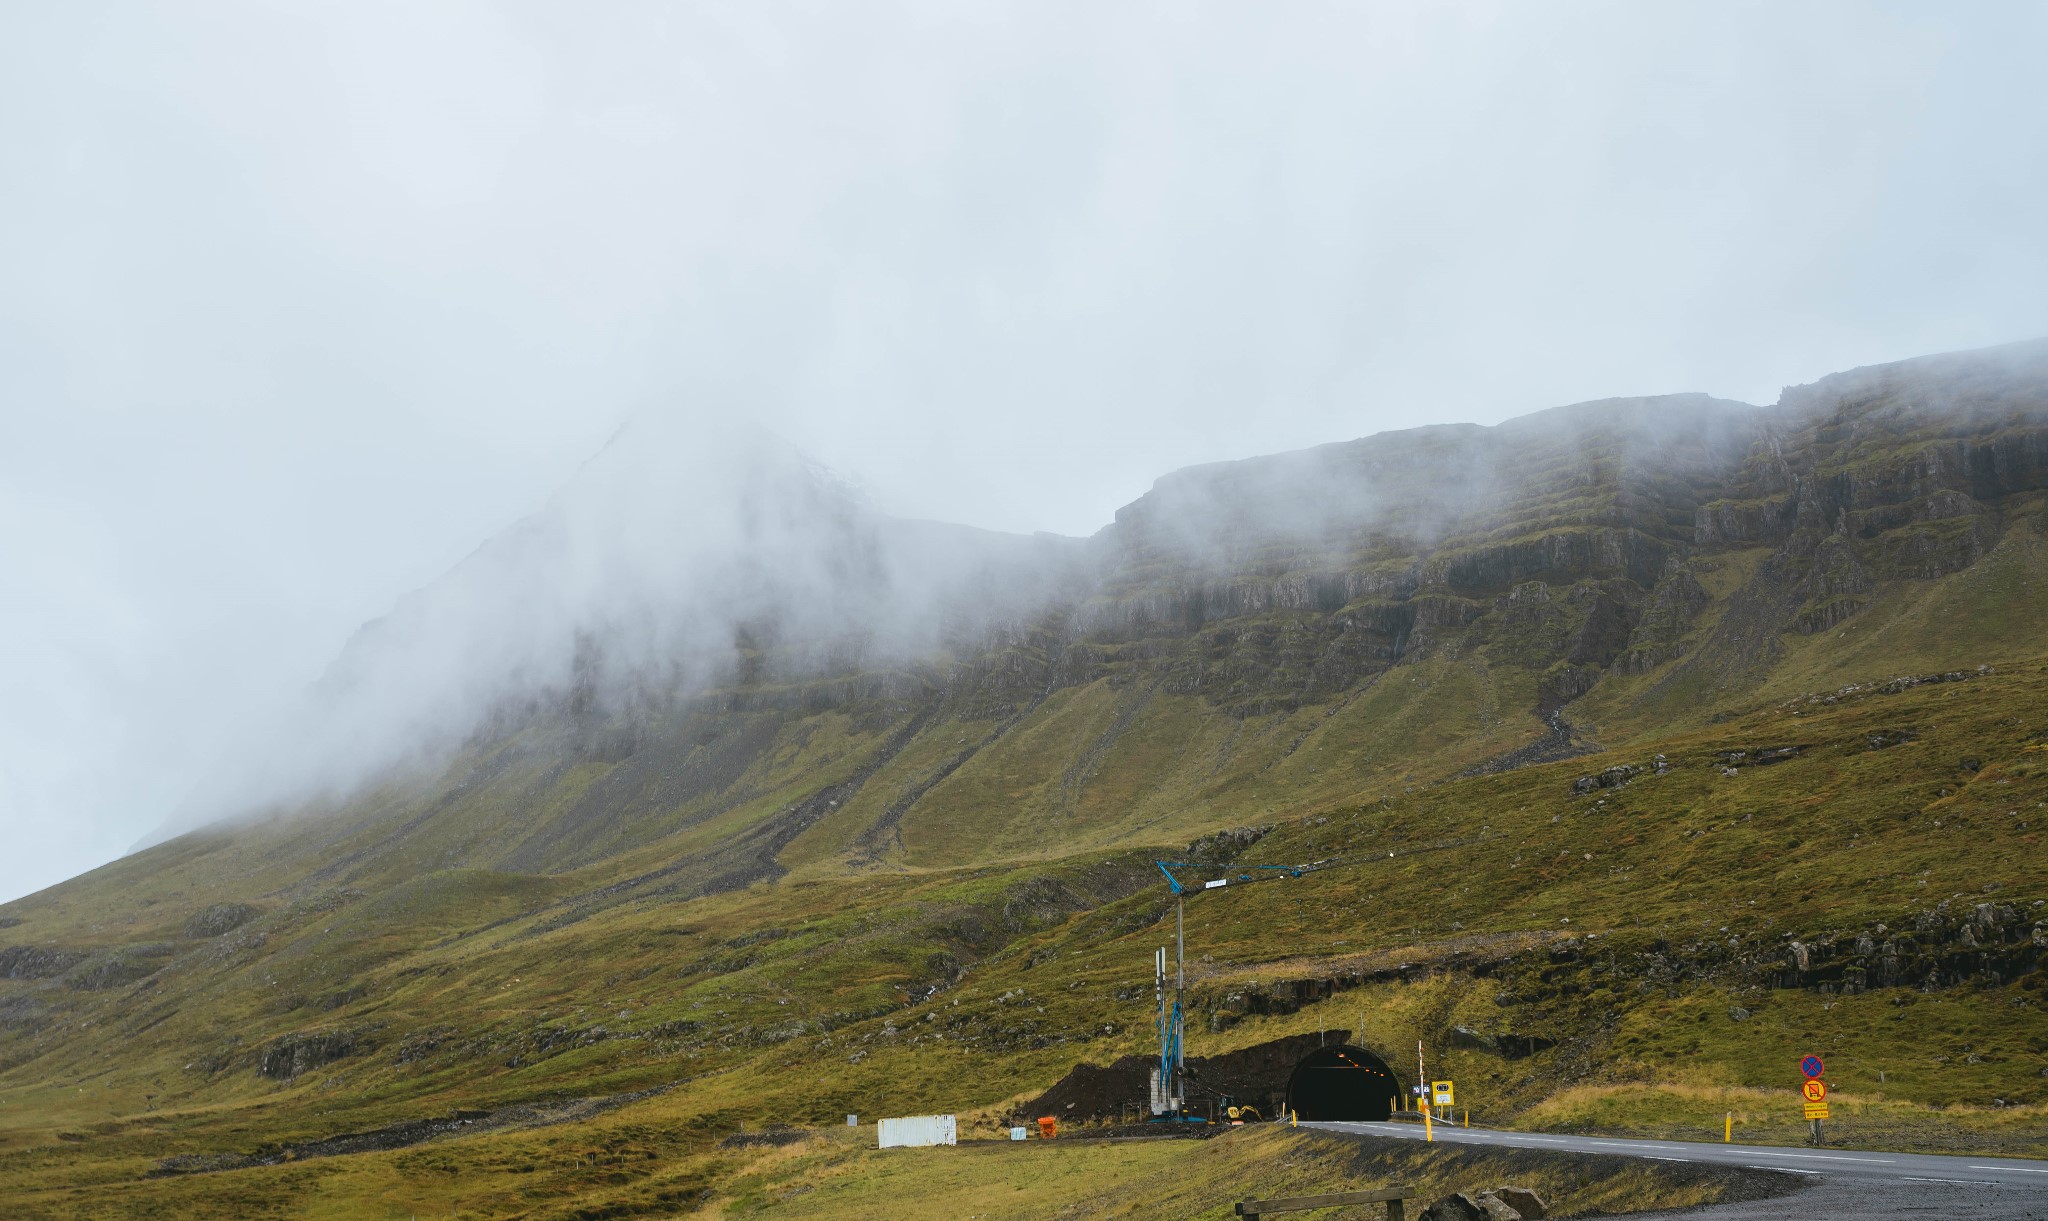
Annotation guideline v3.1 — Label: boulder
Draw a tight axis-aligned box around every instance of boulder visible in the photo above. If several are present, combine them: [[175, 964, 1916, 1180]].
[[1447, 1026, 1556, 1060], [1448, 1025, 1499, 1053], [1473, 1193, 1525, 1220], [258, 1028, 361, 1079], [0, 945, 86, 980], [183, 903, 259, 939], [1420, 1194, 1488, 1221], [1493, 1185, 1548, 1219], [1570, 765, 1640, 796], [64, 951, 161, 992]]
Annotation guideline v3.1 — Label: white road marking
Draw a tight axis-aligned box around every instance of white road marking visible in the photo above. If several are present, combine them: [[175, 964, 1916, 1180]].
[[1971, 1165, 2048, 1174], [1903, 1176, 1998, 1185], [1750, 1167, 1822, 1175], [1742, 1151, 1894, 1163], [1590, 1140, 1691, 1153]]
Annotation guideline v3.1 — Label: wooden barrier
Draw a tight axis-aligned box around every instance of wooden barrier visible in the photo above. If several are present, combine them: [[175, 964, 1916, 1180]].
[[1234, 1185, 1416, 1219]]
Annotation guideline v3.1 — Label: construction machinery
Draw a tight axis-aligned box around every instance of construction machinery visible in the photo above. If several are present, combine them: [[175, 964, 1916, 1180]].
[[1146, 835, 1492, 1121]]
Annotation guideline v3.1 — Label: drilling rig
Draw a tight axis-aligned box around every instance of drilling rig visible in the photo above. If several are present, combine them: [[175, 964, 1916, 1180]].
[[1148, 860, 1304, 1119], [1145, 836, 1491, 1122]]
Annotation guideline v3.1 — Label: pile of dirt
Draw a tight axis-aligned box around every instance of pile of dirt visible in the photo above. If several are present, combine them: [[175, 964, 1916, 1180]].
[[1017, 1031, 1350, 1123], [1060, 1121, 1223, 1141]]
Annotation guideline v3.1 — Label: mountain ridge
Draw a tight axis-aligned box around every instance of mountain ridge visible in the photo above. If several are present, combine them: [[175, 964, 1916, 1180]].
[[4, 338, 2047, 1218], [105, 337, 2048, 895]]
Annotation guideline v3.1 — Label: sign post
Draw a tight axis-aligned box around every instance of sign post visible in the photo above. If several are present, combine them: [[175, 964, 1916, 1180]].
[[1799, 1056, 1827, 1145], [1416, 1041, 1433, 1140]]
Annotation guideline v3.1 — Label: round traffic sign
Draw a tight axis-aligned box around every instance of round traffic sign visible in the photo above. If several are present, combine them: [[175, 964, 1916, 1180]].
[[1800, 1055, 1825, 1079], [1802, 1079, 1827, 1103]]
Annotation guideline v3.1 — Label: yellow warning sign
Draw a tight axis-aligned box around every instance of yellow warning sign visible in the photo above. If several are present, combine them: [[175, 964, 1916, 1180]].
[[1801, 1079, 1827, 1103], [1803, 1101, 1830, 1120], [1431, 1080, 1456, 1107]]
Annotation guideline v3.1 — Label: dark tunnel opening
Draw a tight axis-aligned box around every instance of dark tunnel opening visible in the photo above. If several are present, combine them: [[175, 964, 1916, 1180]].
[[1283, 1044, 1403, 1121]]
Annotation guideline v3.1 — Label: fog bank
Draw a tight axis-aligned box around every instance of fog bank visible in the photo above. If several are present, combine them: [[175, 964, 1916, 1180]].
[[5, 2, 2048, 901]]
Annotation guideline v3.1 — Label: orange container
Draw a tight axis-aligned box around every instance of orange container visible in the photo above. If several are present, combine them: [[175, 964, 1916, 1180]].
[[1036, 1116, 1057, 1139]]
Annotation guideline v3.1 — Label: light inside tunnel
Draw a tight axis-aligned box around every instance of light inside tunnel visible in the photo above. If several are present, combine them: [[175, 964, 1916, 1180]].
[[1283, 1043, 1403, 1121]]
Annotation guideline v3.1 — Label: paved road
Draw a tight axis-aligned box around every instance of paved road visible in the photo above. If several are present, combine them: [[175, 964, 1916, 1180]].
[[1306, 1120, 2048, 1217]]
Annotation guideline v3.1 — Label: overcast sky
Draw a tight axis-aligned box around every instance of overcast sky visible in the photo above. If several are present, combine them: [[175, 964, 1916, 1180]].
[[3, 1, 2045, 903]]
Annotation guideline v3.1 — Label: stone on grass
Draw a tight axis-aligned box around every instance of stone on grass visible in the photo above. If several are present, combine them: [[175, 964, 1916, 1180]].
[[1493, 1185, 1548, 1218], [1419, 1194, 1487, 1221]]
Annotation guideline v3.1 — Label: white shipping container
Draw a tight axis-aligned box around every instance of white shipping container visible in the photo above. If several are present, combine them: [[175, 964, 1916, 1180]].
[[877, 1114, 958, 1148]]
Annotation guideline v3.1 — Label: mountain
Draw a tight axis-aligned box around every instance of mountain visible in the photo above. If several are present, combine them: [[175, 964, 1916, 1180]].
[[4, 339, 2047, 1218]]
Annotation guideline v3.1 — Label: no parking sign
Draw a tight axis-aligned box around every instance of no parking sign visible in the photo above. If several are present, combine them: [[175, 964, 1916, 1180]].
[[1799, 1056, 1830, 1125]]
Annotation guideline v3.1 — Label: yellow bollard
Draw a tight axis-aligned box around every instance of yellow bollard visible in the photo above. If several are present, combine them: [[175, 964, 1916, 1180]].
[[1423, 1105, 1433, 1142], [1724, 1113, 1732, 1143], [1463, 1109, 1469, 1128]]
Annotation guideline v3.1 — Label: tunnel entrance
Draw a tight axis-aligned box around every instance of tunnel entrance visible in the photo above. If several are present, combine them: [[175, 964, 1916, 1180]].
[[1283, 1044, 1402, 1121]]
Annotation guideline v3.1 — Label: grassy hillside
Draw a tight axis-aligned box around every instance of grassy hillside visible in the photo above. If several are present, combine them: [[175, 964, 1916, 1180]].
[[3, 341, 2047, 1217], [3, 645, 2042, 1217]]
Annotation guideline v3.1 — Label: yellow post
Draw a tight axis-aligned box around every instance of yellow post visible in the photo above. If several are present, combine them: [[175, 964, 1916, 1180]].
[[1290, 1109, 1297, 1128], [1724, 1113, 1732, 1143], [1463, 1109, 1469, 1128], [1423, 1105, 1433, 1142]]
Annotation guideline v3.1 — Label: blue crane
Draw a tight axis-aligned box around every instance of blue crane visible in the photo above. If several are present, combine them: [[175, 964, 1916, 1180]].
[[1148, 860, 1309, 1119]]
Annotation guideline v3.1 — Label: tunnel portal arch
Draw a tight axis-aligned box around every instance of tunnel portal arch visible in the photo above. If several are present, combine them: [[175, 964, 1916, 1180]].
[[1283, 1044, 1403, 1121]]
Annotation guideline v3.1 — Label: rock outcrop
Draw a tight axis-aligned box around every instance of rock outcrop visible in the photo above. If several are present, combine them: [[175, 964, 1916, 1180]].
[[183, 903, 259, 939], [258, 1028, 365, 1080]]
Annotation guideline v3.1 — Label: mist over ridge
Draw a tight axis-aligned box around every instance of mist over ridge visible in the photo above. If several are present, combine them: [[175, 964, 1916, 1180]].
[[11, 0, 2048, 907], [11, 328, 2048, 1218], [160, 336, 2048, 846], [14, 8, 2048, 1210], [166, 413, 1093, 836]]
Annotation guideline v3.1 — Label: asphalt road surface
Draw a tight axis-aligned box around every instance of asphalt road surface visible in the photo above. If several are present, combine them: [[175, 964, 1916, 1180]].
[[1307, 1120, 2048, 1218]]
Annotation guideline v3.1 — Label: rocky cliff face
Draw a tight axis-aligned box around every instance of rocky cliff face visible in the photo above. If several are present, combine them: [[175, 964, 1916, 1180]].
[[167, 338, 2048, 887], [1039, 339, 2048, 723]]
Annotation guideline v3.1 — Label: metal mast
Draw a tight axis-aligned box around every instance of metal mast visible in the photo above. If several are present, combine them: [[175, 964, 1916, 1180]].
[[1151, 872, 1190, 1118], [1173, 890, 1185, 1110]]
